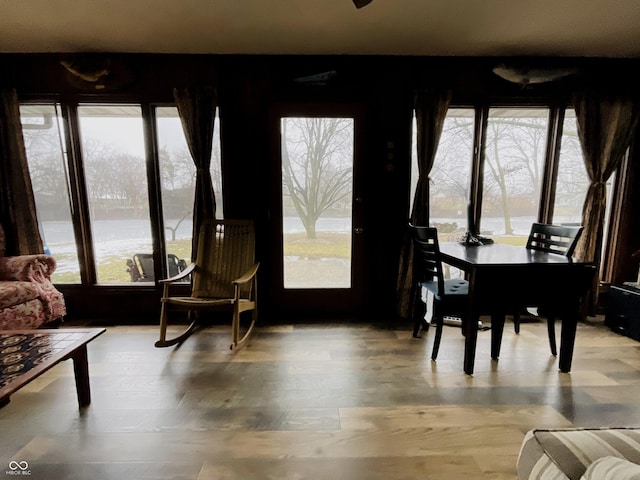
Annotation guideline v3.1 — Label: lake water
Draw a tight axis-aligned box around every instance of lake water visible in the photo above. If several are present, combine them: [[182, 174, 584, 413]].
[[43, 215, 582, 248], [42, 215, 579, 273]]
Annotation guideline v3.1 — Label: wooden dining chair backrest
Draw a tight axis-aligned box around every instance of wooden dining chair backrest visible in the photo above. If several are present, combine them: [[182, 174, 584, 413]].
[[411, 224, 445, 296], [192, 219, 256, 299], [525, 223, 583, 258]]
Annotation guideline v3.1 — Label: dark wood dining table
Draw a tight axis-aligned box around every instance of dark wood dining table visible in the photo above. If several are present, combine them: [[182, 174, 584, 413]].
[[438, 242, 596, 375]]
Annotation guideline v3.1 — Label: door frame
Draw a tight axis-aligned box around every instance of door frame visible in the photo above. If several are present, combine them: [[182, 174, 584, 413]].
[[268, 102, 367, 317]]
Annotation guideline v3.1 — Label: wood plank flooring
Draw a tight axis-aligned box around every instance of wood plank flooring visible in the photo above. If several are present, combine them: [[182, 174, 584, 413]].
[[1, 316, 639, 479]]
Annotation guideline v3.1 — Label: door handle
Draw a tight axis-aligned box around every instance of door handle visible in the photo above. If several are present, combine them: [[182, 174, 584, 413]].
[[354, 227, 364, 234]]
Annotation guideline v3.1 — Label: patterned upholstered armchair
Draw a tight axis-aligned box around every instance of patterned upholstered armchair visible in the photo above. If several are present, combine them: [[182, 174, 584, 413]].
[[0, 225, 66, 330]]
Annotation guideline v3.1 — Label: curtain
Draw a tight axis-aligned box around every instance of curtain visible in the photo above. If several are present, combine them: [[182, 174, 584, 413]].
[[573, 89, 640, 313], [396, 88, 452, 319], [173, 86, 218, 259], [0, 88, 44, 255]]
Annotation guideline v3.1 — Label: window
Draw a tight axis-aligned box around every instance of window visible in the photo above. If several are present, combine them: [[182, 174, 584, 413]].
[[156, 106, 223, 281], [280, 117, 354, 289], [20, 104, 81, 283], [20, 103, 223, 286], [411, 109, 474, 241], [410, 105, 621, 255], [552, 110, 589, 224], [77, 105, 152, 284], [481, 108, 549, 242], [427, 109, 474, 237]]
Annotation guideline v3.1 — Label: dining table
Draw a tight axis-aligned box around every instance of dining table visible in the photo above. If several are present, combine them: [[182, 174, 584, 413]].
[[438, 242, 596, 375]]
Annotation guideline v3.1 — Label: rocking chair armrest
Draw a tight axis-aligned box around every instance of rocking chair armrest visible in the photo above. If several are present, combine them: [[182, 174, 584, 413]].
[[159, 262, 197, 284], [233, 262, 260, 286]]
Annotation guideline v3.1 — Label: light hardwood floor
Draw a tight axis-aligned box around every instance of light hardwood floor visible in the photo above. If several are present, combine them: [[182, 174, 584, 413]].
[[1, 316, 639, 480]]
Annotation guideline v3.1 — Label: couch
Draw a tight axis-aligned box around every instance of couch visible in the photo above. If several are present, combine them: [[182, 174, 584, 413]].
[[0, 226, 66, 330], [517, 427, 640, 480]]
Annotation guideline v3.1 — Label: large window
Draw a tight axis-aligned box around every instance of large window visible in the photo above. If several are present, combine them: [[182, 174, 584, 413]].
[[280, 117, 354, 289], [481, 108, 548, 242], [429, 109, 474, 238], [553, 110, 589, 224], [20, 104, 80, 283], [411, 109, 474, 240], [156, 106, 223, 282], [410, 105, 619, 252], [78, 105, 152, 284], [20, 103, 223, 286]]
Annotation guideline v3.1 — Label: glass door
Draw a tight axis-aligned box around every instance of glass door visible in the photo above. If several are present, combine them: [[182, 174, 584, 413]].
[[271, 106, 365, 315]]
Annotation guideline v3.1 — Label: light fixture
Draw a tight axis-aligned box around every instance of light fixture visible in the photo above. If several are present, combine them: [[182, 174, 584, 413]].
[[492, 64, 577, 85], [353, 0, 373, 8]]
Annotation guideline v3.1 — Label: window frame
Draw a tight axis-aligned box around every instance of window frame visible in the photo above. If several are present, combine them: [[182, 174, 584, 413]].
[[20, 99, 223, 288], [411, 101, 626, 285]]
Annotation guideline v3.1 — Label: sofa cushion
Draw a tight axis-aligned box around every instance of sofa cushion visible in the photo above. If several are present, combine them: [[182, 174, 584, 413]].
[[0, 281, 41, 309], [0, 299, 47, 329], [581, 456, 640, 480], [517, 428, 640, 480]]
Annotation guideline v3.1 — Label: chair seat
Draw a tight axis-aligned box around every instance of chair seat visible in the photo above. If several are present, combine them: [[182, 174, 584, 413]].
[[420, 278, 469, 299], [164, 296, 235, 307]]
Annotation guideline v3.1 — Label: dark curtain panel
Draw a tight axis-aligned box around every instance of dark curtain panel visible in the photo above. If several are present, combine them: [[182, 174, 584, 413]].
[[573, 89, 640, 313], [0, 88, 44, 255], [173, 86, 218, 259], [396, 88, 452, 319]]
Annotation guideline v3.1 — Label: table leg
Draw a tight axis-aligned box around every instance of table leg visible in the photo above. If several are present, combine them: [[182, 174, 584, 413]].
[[71, 345, 92, 407], [559, 311, 578, 373], [490, 313, 505, 359], [464, 271, 480, 375], [464, 310, 479, 375]]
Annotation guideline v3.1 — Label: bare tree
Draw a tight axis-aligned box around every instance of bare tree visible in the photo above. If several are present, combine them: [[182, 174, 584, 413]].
[[81, 139, 149, 218], [425, 111, 554, 236], [281, 117, 353, 239], [429, 116, 474, 214], [482, 115, 547, 234], [554, 121, 589, 220], [21, 120, 70, 219], [159, 145, 194, 241]]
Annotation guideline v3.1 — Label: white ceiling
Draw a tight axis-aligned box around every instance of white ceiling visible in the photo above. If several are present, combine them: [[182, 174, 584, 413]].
[[2, 0, 640, 58]]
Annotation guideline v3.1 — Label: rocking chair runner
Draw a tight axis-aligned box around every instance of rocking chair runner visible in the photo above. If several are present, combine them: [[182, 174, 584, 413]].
[[155, 219, 259, 350]]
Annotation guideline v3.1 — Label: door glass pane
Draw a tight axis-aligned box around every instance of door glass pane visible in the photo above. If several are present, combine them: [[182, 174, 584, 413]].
[[78, 105, 151, 284], [281, 117, 354, 289], [552, 110, 589, 225], [155, 106, 223, 281], [481, 108, 549, 244], [20, 104, 81, 283], [412, 109, 474, 240]]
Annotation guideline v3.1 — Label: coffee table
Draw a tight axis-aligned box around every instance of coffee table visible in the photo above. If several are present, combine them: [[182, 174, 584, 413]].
[[0, 328, 106, 408]]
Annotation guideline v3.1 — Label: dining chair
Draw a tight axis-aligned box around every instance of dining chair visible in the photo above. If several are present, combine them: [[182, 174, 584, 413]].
[[514, 222, 584, 355], [410, 224, 471, 360], [155, 219, 259, 351], [525, 222, 583, 257]]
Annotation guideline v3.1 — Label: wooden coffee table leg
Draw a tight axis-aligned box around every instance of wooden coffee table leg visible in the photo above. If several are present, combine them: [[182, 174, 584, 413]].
[[71, 345, 92, 407]]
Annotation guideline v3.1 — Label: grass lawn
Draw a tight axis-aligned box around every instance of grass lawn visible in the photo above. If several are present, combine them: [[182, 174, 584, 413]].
[[52, 232, 528, 283]]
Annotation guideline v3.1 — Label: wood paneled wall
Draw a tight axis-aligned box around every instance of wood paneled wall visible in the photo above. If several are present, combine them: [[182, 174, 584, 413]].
[[1, 53, 638, 321]]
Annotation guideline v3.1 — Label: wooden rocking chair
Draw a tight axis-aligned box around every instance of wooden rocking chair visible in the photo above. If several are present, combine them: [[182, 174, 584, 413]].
[[155, 219, 259, 350]]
